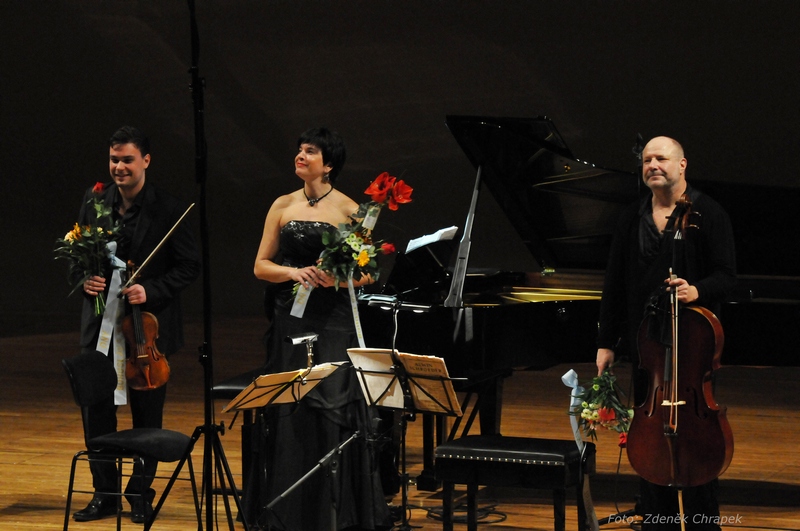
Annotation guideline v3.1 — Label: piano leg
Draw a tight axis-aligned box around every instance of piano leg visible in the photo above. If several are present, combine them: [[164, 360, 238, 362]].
[[476, 371, 505, 435], [416, 414, 439, 492]]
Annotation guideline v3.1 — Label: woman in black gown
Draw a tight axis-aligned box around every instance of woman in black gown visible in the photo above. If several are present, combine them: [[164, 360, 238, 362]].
[[253, 128, 392, 531]]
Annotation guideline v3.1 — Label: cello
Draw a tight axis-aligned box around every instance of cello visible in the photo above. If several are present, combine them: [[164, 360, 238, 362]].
[[122, 261, 170, 390], [625, 194, 734, 520]]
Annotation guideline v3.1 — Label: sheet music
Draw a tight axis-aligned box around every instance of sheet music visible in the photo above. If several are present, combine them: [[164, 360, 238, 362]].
[[347, 348, 462, 416], [405, 225, 458, 254], [346, 349, 405, 409], [222, 362, 343, 412], [397, 352, 462, 416]]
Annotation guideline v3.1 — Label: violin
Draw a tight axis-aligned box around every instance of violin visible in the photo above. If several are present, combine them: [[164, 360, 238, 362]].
[[121, 261, 170, 390], [626, 194, 734, 488]]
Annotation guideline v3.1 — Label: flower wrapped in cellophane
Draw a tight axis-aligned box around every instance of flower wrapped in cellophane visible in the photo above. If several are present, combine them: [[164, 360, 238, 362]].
[[54, 182, 120, 315], [569, 366, 633, 447]]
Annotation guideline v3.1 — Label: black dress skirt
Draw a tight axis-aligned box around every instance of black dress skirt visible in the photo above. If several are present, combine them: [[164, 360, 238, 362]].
[[254, 220, 392, 531]]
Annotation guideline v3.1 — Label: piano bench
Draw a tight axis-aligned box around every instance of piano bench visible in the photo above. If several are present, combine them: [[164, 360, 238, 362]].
[[434, 435, 595, 531]]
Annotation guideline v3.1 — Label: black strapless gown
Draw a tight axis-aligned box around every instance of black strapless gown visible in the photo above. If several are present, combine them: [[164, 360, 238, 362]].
[[257, 221, 391, 531]]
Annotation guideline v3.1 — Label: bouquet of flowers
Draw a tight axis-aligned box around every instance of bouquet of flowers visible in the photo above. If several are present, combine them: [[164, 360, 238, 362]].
[[317, 172, 413, 288], [569, 366, 633, 447], [54, 182, 120, 316]]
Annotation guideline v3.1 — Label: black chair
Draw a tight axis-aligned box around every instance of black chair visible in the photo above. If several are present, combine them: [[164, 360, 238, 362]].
[[62, 351, 201, 531]]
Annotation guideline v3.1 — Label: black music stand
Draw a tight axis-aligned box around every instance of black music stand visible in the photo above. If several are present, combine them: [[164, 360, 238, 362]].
[[348, 347, 462, 531], [221, 362, 344, 412]]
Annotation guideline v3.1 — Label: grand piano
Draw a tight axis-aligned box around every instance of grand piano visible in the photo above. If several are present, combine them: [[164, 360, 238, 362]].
[[363, 115, 638, 368], [359, 114, 800, 490]]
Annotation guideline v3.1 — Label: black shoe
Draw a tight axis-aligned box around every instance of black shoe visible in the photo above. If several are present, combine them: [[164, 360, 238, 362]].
[[73, 495, 118, 521], [130, 499, 153, 524]]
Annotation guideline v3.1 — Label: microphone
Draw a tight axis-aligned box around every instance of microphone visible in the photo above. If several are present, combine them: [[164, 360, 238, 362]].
[[365, 294, 431, 313], [285, 332, 318, 345]]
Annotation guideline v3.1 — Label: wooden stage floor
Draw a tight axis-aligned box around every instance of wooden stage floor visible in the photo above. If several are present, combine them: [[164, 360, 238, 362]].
[[1, 316, 798, 530]]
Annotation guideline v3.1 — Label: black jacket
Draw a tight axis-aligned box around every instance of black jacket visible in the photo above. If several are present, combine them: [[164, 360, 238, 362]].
[[77, 181, 201, 355], [596, 184, 736, 356]]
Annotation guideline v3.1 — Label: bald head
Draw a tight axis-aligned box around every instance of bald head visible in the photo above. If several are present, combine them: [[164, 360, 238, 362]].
[[644, 136, 684, 159]]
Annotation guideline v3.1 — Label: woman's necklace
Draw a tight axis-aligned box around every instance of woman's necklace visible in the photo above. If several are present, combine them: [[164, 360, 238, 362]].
[[303, 185, 333, 206]]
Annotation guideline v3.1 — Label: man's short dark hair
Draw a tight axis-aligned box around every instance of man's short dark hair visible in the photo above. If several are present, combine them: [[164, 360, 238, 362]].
[[109, 126, 150, 158], [297, 127, 346, 184]]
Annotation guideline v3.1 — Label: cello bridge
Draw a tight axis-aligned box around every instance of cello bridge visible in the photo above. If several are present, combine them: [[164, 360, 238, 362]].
[[661, 400, 686, 406]]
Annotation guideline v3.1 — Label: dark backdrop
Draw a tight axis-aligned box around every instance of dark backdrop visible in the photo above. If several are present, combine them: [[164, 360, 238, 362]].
[[3, 1, 799, 336]]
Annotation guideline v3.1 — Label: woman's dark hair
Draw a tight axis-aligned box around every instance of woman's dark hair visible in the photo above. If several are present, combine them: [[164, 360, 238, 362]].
[[109, 126, 150, 158], [297, 127, 346, 184]]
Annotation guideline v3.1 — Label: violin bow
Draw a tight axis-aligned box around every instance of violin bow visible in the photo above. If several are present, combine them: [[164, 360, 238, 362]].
[[118, 203, 195, 294]]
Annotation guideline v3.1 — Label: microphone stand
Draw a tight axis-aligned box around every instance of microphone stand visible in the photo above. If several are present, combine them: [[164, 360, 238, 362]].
[[265, 431, 361, 531], [388, 302, 414, 531], [187, 2, 248, 529], [368, 296, 431, 531]]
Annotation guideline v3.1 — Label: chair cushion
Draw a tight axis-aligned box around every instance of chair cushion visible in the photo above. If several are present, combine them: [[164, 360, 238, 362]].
[[89, 428, 192, 462], [434, 435, 582, 466], [435, 435, 595, 490]]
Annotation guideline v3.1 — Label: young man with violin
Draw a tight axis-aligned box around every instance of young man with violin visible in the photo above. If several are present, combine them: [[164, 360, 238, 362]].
[[73, 126, 200, 523], [596, 136, 736, 530]]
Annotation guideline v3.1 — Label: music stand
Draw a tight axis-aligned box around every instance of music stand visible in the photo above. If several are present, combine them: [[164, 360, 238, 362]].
[[222, 357, 355, 531], [221, 362, 344, 412], [348, 347, 463, 531]]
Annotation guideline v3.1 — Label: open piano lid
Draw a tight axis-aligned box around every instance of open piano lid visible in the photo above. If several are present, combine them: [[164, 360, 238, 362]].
[[445, 115, 641, 271]]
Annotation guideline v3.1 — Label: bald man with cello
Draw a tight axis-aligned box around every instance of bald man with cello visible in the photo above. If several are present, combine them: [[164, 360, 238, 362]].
[[596, 136, 736, 530]]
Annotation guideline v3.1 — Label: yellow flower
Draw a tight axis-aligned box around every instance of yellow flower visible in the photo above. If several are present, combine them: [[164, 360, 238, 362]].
[[356, 249, 370, 267], [64, 223, 81, 242]]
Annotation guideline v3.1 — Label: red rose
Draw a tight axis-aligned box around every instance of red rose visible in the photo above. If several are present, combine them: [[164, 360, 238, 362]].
[[380, 242, 396, 254], [92, 182, 105, 194], [618, 432, 628, 448], [364, 172, 396, 203], [387, 179, 413, 211]]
